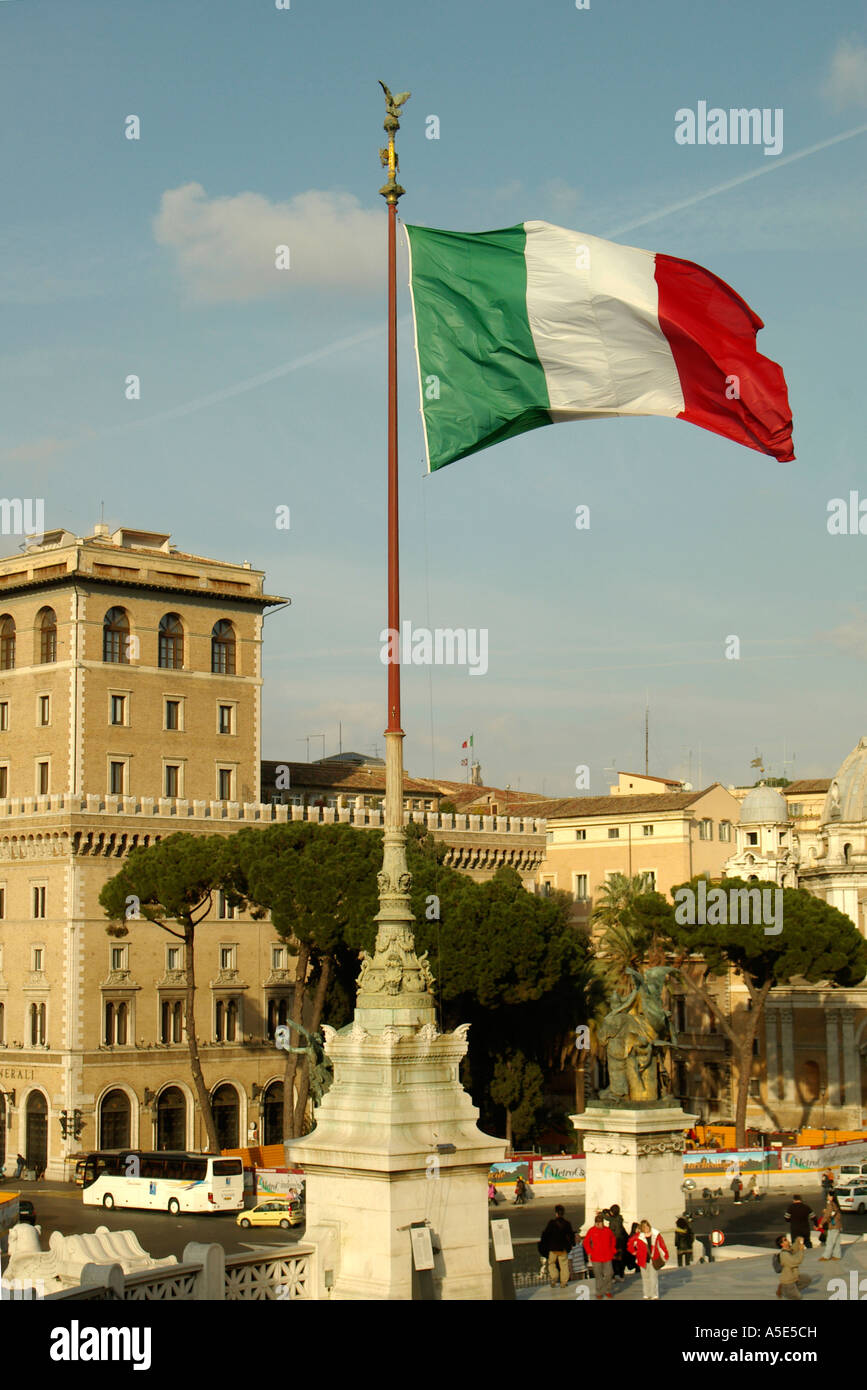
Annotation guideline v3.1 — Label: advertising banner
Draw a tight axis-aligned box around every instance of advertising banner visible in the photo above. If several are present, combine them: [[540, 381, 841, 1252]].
[[780, 1140, 867, 1171], [683, 1148, 775, 1174], [489, 1160, 531, 1185], [532, 1156, 586, 1183], [256, 1168, 305, 1196]]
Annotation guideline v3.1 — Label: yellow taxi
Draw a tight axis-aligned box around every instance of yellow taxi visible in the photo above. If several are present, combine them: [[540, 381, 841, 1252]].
[[236, 1195, 304, 1229]]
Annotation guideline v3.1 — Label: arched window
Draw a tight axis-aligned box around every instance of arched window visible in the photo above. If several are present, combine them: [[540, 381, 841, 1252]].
[[211, 620, 236, 675], [29, 1002, 46, 1046], [38, 608, 57, 663], [104, 1000, 128, 1046], [212, 1084, 240, 1151], [160, 998, 183, 1044], [156, 1086, 186, 1150], [103, 608, 130, 664], [158, 613, 184, 669], [844, 843, 852, 865], [99, 1089, 131, 1149], [262, 1080, 284, 1146], [0, 616, 15, 671]]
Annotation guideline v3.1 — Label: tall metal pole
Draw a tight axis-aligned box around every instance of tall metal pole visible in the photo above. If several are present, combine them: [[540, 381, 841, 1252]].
[[354, 83, 435, 1024]]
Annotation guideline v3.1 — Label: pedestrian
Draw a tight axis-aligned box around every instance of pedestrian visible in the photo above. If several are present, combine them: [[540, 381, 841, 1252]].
[[819, 1195, 843, 1262], [745, 1173, 758, 1201], [583, 1212, 617, 1300], [675, 1214, 694, 1267], [627, 1218, 669, 1300], [488, 1181, 497, 1206], [539, 1204, 575, 1289], [784, 1194, 813, 1248], [607, 1203, 628, 1280], [514, 1175, 527, 1206], [623, 1221, 640, 1274], [14, 1154, 25, 1179], [775, 1234, 811, 1300], [730, 1174, 743, 1204], [820, 1169, 835, 1201]]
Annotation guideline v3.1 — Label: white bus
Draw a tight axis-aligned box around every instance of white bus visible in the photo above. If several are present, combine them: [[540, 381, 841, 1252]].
[[80, 1150, 244, 1215]]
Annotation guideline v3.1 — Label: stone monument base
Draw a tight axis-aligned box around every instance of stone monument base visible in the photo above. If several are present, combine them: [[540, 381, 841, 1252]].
[[574, 1104, 698, 1253], [287, 1018, 505, 1300]]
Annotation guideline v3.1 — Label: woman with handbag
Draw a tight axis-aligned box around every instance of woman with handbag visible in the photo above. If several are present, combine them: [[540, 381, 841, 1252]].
[[627, 1218, 669, 1299]]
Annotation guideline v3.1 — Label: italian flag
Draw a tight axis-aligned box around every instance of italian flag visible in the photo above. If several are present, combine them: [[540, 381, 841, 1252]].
[[405, 221, 794, 472]]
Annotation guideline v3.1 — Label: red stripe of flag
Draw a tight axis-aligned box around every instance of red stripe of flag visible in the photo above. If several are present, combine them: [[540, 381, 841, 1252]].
[[654, 253, 794, 462]]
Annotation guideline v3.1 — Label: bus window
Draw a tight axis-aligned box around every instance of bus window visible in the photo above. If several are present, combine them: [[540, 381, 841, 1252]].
[[183, 1159, 207, 1181], [212, 1159, 242, 1176]]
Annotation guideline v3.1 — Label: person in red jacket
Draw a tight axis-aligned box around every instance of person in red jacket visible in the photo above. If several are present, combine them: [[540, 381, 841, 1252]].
[[582, 1212, 617, 1299], [626, 1219, 669, 1299]]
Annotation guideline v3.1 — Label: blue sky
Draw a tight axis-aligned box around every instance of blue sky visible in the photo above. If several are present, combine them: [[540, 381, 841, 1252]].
[[1, 0, 866, 796]]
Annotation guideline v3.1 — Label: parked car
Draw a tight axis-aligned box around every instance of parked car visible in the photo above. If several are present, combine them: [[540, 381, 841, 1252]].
[[16, 1199, 36, 1225], [236, 1197, 303, 1230], [833, 1183, 867, 1214]]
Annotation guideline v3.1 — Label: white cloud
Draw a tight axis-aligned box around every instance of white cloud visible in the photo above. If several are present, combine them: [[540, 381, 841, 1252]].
[[823, 39, 867, 109], [153, 183, 383, 302]]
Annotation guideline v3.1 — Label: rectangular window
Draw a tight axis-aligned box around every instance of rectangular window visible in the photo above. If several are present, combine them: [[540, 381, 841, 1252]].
[[642, 824, 654, 837], [218, 704, 233, 735], [271, 945, 288, 970], [788, 803, 803, 819], [220, 945, 236, 970], [164, 765, 179, 797], [37, 761, 49, 796], [165, 700, 180, 731], [698, 819, 713, 841], [0, 702, 7, 732], [38, 695, 50, 726], [32, 886, 46, 919], [540, 880, 553, 897], [746, 830, 759, 846], [0, 766, 8, 798], [217, 892, 236, 921], [32, 946, 44, 970], [719, 821, 732, 842], [109, 761, 125, 796], [574, 828, 586, 840], [110, 946, 127, 971], [218, 768, 233, 801], [110, 694, 126, 725], [166, 946, 180, 971], [608, 827, 620, 839], [573, 874, 588, 900], [640, 869, 657, 891]]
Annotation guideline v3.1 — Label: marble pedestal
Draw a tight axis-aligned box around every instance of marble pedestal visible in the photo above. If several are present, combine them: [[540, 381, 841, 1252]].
[[574, 1104, 698, 1252], [286, 1018, 506, 1301]]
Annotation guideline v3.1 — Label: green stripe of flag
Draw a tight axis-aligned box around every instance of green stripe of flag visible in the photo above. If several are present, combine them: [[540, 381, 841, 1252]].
[[405, 223, 552, 472]]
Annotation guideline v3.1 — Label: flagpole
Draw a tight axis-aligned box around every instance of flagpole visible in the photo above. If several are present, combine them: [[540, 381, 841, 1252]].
[[354, 82, 435, 1023]]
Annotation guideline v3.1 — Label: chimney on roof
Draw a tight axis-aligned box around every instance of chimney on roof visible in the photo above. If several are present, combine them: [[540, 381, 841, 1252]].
[[93, 522, 109, 537]]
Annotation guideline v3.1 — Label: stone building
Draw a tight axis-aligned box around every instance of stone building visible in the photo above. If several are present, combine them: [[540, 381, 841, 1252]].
[[0, 523, 291, 1177], [725, 749, 867, 1133]]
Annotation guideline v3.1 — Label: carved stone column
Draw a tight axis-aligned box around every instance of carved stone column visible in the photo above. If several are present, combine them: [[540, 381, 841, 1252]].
[[825, 1011, 841, 1109], [841, 1009, 858, 1111], [765, 1009, 780, 1102], [780, 1007, 796, 1105]]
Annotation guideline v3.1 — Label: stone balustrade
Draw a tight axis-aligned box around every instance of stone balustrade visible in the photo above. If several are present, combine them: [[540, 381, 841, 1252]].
[[0, 793, 546, 837], [42, 1241, 315, 1301]]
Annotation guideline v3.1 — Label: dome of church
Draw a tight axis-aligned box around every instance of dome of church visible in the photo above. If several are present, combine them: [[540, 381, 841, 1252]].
[[739, 784, 789, 825], [822, 736, 867, 824]]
